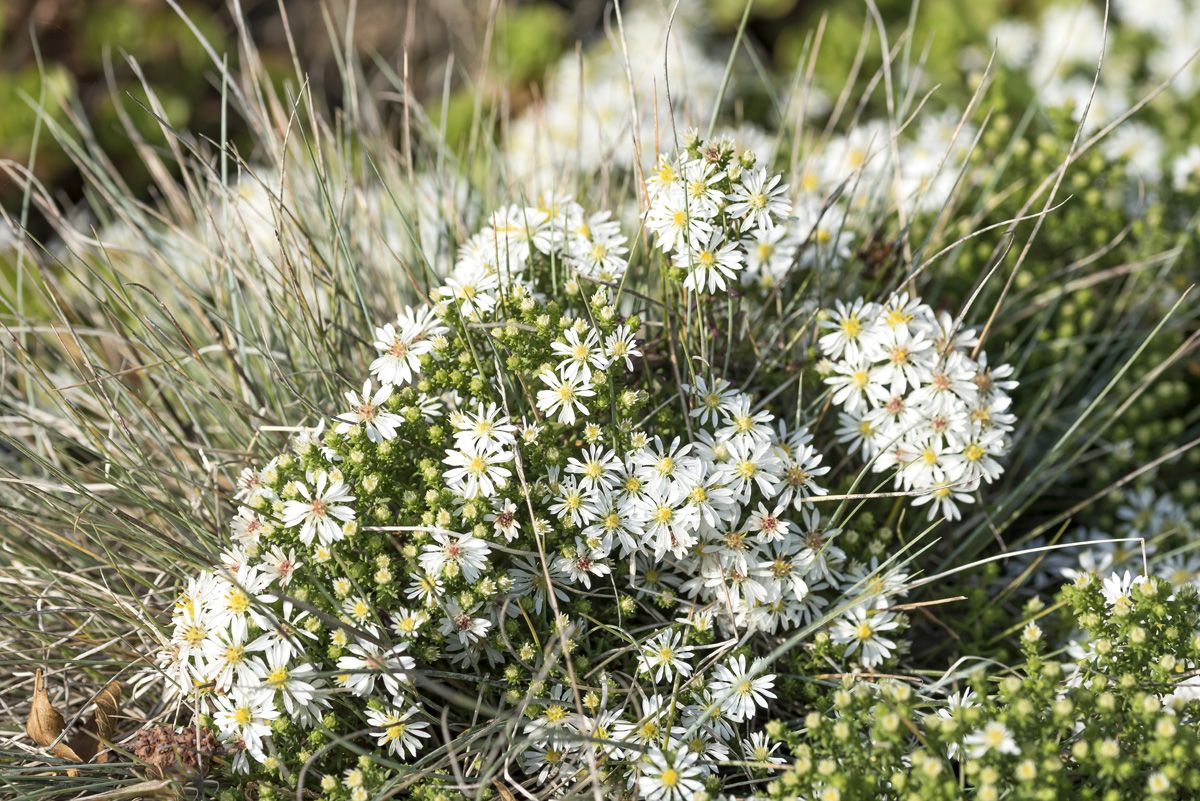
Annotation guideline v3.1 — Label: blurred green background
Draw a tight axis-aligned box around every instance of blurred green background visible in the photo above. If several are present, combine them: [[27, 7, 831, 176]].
[[0, 0, 1019, 219], [0, 0, 469, 214]]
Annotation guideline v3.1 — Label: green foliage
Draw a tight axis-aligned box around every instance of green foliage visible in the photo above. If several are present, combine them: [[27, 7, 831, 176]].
[[772, 575, 1200, 800]]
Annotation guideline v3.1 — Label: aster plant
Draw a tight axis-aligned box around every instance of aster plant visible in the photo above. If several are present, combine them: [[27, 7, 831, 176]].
[[159, 139, 1021, 797]]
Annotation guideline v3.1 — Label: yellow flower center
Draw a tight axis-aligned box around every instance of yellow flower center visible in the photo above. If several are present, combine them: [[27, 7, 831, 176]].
[[226, 589, 250, 615]]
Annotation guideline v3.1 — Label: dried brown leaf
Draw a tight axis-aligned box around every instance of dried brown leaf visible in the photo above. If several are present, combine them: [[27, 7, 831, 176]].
[[26, 669, 123, 773], [69, 680, 123, 763], [26, 668, 83, 763], [26, 669, 65, 747]]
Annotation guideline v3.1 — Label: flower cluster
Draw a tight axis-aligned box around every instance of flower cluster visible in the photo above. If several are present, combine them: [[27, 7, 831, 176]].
[[818, 295, 1017, 520], [438, 197, 629, 319], [645, 139, 792, 293]]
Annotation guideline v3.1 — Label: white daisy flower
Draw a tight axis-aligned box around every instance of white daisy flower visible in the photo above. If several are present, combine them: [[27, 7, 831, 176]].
[[819, 298, 880, 363], [637, 629, 695, 683], [707, 655, 777, 722], [555, 538, 612, 589], [631, 480, 702, 560], [452, 402, 517, 451], [213, 688, 279, 764], [647, 185, 715, 254], [536, 370, 595, 425], [1101, 570, 1145, 612], [638, 748, 706, 801], [336, 639, 414, 698], [963, 720, 1020, 758], [442, 443, 513, 499], [725, 166, 790, 230], [680, 157, 727, 215], [487, 498, 521, 542], [234, 457, 279, 503], [370, 306, 444, 387], [746, 502, 790, 543], [717, 438, 783, 501], [551, 326, 609, 382], [676, 229, 745, 294], [281, 472, 356, 548], [550, 476, 601, 527], [367, 705, 432, 758], [438, 600, 492, 646], [257, 643, 324, 722], [390, 606, 430, 639], [685, 376, 738, 427], [604, 324, 642, 371], [566, 444, 622, 491], [741, 730, 787, 765], [418, 531, 491, 582], [335, 379, 403, 442], [831, 605, 899, 668]]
